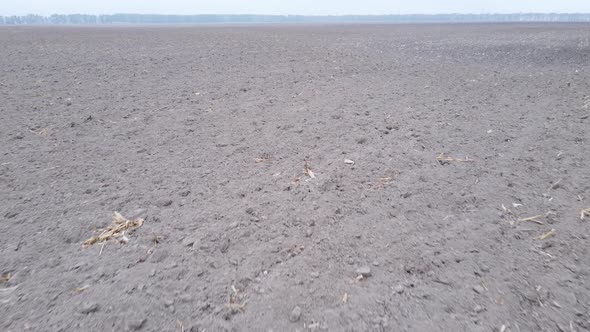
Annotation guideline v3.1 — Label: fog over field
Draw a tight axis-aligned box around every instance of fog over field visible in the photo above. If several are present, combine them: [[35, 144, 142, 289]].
[[3, 0, 590, 15], [2, 13, 590, 24]]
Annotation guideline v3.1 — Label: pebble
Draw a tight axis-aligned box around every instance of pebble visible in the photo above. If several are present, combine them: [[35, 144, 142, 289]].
[[182, 236, 198, 247], [473, 305, 485, 314], [305, 229, 313, 237], [156, 199, 173, 207], [394, 284, 405, 294], [472, 285, 485, 294], [372, 260, 380, 266], [289, 306, 302, 322], [14, 133, 24, 139], [79, 302, 99, 314], [356, 266, 372, 277], [164, 299, 174, 307], [310, 272, 320, 278], [125, 318, 146, 331], [344, 159, 355, 165], [220, 238, 230, 253], [479, 264, 490, 273]]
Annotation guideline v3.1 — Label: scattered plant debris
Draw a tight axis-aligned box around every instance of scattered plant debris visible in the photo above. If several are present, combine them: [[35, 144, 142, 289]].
[[74, 285, 90, 293], [304, 160, 315, 178], [537, 229, 556, 240], [38, 128, 51, 136], [226, 285, 246, 314], [436, 153, 474, 164], [0, 273, 11, 284], [518, 215, 544, 225], [84, 212, 144, 246]]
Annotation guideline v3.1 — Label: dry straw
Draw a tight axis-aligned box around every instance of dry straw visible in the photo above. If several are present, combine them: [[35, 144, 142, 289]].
[[84, 212, 144, 246]]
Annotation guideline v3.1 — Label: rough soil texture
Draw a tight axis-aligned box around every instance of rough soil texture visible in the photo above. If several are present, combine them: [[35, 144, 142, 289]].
[[1, 24, 589, 331]]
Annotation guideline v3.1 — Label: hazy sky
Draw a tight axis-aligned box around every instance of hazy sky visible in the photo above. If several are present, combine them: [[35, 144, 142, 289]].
[[3, 0, 590, 16]]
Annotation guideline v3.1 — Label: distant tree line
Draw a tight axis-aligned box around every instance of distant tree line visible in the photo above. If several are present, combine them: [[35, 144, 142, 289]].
[[1, 13, 590, 25]]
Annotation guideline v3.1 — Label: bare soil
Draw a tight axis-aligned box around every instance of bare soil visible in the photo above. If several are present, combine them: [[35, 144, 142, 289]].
[[1, 24, 589, 331]]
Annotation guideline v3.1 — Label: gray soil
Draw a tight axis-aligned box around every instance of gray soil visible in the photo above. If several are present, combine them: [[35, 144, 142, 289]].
[[1, 24, 589, 331]]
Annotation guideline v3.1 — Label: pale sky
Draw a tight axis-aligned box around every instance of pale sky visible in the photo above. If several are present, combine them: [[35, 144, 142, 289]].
[[2, 0, 590, 16]]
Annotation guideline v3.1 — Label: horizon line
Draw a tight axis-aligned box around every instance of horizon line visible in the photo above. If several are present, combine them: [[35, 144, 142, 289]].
[[4, 12, 590, 16]]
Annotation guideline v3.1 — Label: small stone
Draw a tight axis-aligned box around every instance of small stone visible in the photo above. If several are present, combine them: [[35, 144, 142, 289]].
[[356, 266, 372, 277], [164, 299, 174, 307], [372, 260, 380, 266], [479, 264, 490, 273], [79, 302, 99, 314], [472, 285, 485, 294], [305, 229, 313, 237], [289, 306, 302, 322], [182, 236, 197, 247], [179, 190, 191, 197], [156, 199, 173, 207], [394, 284, 405, 294], [14, 133, 24, 139], [344, 159, 355, 165], [473, 305, 485, 314], [148, 269, 156, 277], [310, 272, 320, 278], [220, 238, 230, 253], [125, 318, 147, 331]]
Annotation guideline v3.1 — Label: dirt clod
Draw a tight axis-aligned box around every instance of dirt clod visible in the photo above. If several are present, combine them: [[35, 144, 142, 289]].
[[356, 266, 372, 278], [79, 302, 99, 314], [472, 285, 485, 294], [289, 306, 302, 322], [125, 318, 147, 331]]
